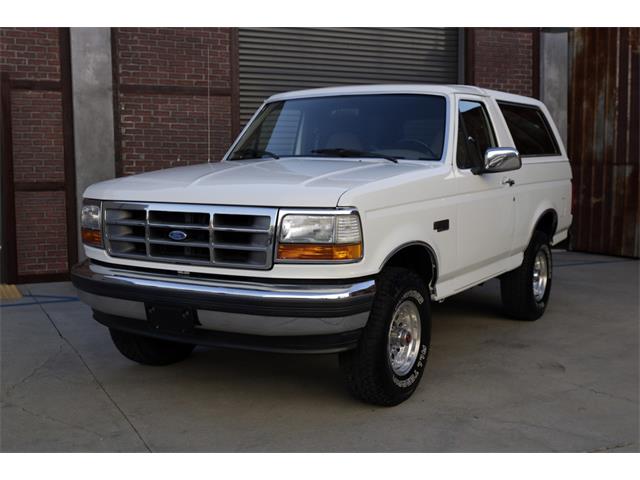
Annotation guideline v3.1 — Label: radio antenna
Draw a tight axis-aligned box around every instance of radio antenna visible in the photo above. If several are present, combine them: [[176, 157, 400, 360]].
[[207, 43, 211, 163]]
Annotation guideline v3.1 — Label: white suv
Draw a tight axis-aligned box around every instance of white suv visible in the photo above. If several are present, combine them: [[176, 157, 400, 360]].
[[72, 84, 572, 406]]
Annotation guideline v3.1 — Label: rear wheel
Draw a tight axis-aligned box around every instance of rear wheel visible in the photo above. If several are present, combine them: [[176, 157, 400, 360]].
[[500, 231, 553, 321], [339, 267, 431, 406], [109, 328, 195, 366]]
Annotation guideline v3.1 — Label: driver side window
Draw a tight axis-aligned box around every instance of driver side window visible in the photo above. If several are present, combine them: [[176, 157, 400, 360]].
[[457, 100, 496, 169]]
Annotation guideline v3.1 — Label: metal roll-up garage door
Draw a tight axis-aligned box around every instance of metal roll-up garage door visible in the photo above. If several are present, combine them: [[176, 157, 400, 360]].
[[238, 28, 460, 124]]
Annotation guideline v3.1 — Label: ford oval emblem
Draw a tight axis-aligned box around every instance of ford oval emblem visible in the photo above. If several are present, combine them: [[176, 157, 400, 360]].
[[168, 230, 187, 241]]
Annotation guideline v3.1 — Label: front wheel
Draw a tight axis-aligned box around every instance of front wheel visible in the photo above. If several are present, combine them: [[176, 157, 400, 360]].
[[339, 267, 431, 406], [500, 231, 553, 321]]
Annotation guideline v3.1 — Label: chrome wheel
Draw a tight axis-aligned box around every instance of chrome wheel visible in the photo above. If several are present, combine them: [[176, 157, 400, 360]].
[[532, 249, 549, 302], [387, 300, 421, 376]]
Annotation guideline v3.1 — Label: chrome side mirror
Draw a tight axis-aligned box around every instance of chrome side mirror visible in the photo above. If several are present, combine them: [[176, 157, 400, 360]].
[[476, 147, 521, 174]]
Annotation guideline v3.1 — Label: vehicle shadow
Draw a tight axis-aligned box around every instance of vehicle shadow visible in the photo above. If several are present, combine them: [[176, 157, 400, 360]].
[[431, 279, 506, 323], [133, 280, 508, 405]]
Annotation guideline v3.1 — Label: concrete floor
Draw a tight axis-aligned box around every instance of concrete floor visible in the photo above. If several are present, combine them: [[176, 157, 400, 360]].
[[1, 251, 638, 452]]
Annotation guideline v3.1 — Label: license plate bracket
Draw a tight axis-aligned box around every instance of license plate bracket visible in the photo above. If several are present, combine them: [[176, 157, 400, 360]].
[[145, 304, 197, 334]]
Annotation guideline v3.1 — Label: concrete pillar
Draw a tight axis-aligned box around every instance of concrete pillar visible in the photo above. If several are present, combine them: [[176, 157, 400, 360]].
[[540, 29, 569, 146], [70, 28, 116, 259]]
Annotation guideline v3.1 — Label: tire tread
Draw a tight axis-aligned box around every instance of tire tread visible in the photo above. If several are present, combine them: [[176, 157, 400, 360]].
[[340, 267, 429, 406], [501, 231, 551, 321]]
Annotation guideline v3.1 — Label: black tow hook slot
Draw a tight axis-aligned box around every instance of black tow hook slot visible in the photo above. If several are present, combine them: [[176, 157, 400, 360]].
[[145, 304, 198, 334], [433, 219, 450, 232]]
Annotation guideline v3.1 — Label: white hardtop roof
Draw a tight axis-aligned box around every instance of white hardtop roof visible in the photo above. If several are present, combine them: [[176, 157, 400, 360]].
[[267, 84, 542, 106]]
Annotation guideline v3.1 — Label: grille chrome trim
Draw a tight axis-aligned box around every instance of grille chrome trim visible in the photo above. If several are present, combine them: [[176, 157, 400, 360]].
[[103, 202, 277, 270]]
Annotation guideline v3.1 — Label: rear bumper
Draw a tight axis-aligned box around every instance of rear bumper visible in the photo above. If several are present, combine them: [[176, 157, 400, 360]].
[[71, 260, 376, 353]]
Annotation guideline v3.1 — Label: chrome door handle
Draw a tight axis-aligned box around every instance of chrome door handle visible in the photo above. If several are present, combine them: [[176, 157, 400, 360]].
[[502, 177, 515, 186]]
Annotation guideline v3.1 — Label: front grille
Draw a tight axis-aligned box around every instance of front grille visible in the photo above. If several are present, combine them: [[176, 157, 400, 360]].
[[103, 202, 277, 269]]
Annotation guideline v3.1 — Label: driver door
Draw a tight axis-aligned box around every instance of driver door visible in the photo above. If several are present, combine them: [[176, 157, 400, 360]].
[[454, 95, 516, 282]]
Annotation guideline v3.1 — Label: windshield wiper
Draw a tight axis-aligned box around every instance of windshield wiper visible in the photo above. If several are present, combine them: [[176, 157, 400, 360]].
[[229, 148, 280, 160], [311, 148, 399, 164]]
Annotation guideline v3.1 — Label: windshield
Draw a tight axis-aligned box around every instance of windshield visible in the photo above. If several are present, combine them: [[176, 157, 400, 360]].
[[228, 94, 447, 161]]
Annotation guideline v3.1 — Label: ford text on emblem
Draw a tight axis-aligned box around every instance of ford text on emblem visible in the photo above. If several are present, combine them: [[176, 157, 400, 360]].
[[168, 230, 187, 241]]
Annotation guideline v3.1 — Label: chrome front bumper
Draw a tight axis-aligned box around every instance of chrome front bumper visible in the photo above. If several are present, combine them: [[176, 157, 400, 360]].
[[71, 260, 376, 353]]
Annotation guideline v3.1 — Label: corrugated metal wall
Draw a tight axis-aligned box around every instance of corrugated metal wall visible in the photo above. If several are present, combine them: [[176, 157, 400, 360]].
[[568, 28, 639, 258], [238, 28, 459, 124]]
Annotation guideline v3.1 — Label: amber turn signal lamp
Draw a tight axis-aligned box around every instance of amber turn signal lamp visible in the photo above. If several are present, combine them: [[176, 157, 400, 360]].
[[81, 228, 103, 247], [277, 243, 362, 261]]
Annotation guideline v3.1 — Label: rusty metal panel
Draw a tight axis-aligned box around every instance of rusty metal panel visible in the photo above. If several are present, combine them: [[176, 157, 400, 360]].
[[568, 28, 639, 258]]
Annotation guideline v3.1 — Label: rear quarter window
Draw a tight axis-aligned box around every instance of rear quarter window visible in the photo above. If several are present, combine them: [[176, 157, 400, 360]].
[[497, 102, 560, 157]]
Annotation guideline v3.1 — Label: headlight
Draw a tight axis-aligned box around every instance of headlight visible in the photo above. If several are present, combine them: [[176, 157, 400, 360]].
[[280, 215, 336, 243], [277, 211, 363, 262], [81, 199, 103, 248]]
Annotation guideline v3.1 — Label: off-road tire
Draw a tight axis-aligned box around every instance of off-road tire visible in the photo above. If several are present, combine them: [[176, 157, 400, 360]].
[[109, 328, 195, 366], [500, 230, 553, 321], [339, 267, 431, 406]]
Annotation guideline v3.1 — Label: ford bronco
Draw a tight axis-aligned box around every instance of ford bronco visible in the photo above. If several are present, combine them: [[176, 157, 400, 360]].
[[72, 85, 572, 406]]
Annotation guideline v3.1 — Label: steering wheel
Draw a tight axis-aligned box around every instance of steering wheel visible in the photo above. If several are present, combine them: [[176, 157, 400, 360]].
[[398, 138, 438, 158]]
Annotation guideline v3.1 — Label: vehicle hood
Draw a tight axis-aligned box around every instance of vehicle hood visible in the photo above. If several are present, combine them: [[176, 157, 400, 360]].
[[85, 157, 440, 207]]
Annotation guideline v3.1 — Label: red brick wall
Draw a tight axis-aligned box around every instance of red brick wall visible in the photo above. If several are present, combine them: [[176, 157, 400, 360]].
[[15, 191, 68, 276], [114, 28, 234, 176], [1, 27, 70, 279], [0, 27, 61, 81], [10, 90, 65, 183], [119, 94, 230, 175], [116, 28, 230, 88], [468, 28, 537, 97]]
